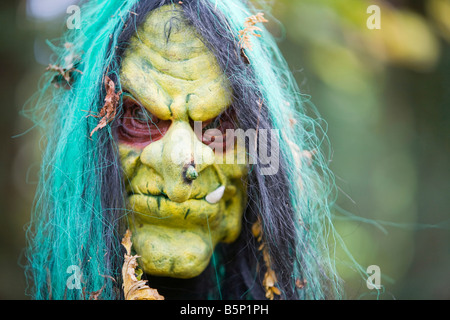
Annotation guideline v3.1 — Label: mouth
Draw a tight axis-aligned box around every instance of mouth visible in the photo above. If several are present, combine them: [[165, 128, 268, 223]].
[[126, 191, 227, 229], [127, 185, 226, 204]]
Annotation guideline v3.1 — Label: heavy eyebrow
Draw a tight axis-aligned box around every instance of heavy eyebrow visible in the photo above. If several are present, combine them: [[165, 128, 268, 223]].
[[120, 56, 173, 121]]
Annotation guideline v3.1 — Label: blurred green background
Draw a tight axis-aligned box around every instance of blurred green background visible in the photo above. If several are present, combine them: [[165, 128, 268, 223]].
[[0, 0, 449, 299]]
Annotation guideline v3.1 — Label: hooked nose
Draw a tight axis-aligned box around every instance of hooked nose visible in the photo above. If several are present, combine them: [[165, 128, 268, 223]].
[[140, 121, 215, 202]]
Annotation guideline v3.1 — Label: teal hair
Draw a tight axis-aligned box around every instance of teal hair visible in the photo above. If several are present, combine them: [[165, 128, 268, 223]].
[[25, 0, 141, 300], [25, 0, 342, 300]]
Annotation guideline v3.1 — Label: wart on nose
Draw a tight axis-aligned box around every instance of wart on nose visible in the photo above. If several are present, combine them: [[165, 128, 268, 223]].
[[183, 164, 198, 183], [139, 122, 214, 203]]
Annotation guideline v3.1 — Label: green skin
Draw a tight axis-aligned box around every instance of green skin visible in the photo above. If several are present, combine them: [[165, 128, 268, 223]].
[[118, 5, 248, 279]]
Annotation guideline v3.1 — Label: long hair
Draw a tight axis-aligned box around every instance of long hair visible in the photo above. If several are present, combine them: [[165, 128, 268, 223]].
[[24, 0, 341, 300]]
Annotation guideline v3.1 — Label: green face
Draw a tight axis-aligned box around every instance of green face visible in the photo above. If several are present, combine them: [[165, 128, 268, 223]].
[[117, 4, 248, 278]]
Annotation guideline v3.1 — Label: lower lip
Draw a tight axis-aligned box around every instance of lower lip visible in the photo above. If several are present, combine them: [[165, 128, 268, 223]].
[[127, 194, 223, 228]]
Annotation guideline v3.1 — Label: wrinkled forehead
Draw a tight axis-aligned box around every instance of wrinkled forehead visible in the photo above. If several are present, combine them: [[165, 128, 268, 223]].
[[119, 4, 232, 122]]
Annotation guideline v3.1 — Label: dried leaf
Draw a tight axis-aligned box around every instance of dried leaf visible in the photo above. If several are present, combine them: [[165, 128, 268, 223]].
[[239, 13, 268, 53], [121, 230, 164, 300], [46, 43, 83, 89], [244, 12, 268, 27], [89, 284, 106, 300], [295, 278, 307, 289], [122, 229, 133, 254], [252, 218, 281, 300], [263, 270, 276, 288], [271, 286, 281, 295], [47, 63, 82, 89], [262, 247, 271, 265], [89, 75, 122, 137], [252, 218, 262, 238]]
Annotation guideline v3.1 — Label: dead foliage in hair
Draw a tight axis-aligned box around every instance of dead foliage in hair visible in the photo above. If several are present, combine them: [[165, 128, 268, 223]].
[[238, 13, 268, 63], [89, 75, 122, 137], [47, 42, 83, 89], [47, 63, 82, 89], [121, 230, 164, 300], [252, 217, 281, 300]]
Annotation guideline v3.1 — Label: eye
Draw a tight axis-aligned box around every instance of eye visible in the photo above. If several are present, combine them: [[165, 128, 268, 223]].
[[194, 110, 236, 152], [133, 107, 153, 123], [117, 93, 170, 148], [202, 117, 220, 131]]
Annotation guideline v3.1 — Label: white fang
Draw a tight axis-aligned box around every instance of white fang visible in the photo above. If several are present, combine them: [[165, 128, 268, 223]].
[[205, 186, 225, 204]]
